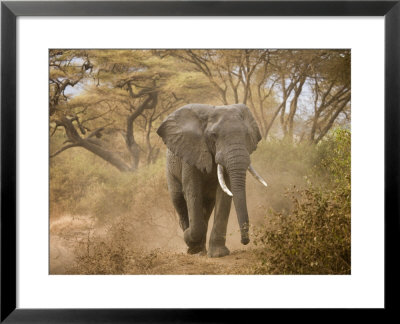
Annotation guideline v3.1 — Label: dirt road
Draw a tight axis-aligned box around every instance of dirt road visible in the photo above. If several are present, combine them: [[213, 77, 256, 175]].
[[127, 249, 259, 275], [50, 214, 262, 275]]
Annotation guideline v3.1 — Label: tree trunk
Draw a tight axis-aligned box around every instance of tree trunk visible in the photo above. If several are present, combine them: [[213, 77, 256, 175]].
[[264, 101, 285, 139], [284, 76, 306, 141], [314, 98, 349, 144], [125, 92, 158, 170], [52, 116, 133, 172]]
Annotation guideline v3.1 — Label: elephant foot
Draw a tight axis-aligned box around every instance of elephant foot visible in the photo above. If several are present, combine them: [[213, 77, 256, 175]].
[[208, 245, 230, 258], [187, 245, 206, 255]]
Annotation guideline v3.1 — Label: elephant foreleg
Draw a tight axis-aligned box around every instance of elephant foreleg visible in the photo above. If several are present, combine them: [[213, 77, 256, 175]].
[[167, 171, 189, 231], [208, 175, 232, 258], [195, 195, 216, 254], [171, 192, 189, 231], [182, 165, 207, 254]]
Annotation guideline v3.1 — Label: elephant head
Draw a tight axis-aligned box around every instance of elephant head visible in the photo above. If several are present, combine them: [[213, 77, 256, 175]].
[[157, 104, 267, 245]]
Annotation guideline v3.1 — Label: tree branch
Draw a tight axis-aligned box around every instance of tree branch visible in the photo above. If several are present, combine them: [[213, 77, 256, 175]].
[[50, 144, 79, 158]]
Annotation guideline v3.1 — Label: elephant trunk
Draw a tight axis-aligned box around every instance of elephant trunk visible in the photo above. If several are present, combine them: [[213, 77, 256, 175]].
[[226, 151, 250, 245]]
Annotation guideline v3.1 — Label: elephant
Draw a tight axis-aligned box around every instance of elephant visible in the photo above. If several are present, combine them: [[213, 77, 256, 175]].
[[157, 103, 267, 257]]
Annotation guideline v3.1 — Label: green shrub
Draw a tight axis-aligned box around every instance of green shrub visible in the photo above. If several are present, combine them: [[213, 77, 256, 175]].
[[252, 128, 351, 274], [314, 128, 351, 187], [253, 184, 350, 274]]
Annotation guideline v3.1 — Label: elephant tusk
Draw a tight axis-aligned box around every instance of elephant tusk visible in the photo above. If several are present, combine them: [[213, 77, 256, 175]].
[[248, 164, 268, 188], [217, 164, 233, 197]]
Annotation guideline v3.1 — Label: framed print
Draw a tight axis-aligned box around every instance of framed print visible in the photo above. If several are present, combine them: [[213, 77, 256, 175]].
[[1, 0, 399, 322]]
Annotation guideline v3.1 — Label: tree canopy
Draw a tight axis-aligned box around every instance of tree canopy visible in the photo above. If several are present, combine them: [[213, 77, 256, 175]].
[[50, 49, 351, 171]]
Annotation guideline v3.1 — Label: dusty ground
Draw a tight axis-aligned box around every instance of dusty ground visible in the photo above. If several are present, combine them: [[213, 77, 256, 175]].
[[50, 214, 261, 275], [128, 249, 258, 275]]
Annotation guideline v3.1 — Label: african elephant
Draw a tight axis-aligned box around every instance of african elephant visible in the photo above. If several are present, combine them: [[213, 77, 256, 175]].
[[157, 104, 267, 257]]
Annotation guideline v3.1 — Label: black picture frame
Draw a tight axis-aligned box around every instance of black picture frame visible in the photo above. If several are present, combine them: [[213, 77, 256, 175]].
[[1, 0, 399, 322]]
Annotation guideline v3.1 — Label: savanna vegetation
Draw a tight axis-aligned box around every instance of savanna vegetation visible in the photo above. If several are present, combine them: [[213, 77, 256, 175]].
[[50, 49, 350, 274]]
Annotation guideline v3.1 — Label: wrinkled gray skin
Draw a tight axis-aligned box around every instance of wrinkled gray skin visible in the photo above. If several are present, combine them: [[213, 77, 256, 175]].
[[157, 104, 261, 257]]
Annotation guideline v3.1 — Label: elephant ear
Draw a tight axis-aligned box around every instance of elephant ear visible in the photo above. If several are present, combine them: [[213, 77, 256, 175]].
[[235, 104, 262, 153], [157, 104, 213, 173]]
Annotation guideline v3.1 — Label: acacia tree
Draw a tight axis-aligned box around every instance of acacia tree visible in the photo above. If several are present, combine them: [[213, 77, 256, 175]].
[[136, 91, 185, 164], [307, 50, 351, 143], [50, 49, 351, 172], [276, 51, 321, 141], [165, 49, 280, 137], [261, 50, 299, 139], [259, 49, 351, 142], [50, 50, 182, 171], [164, 49, 352, 142]]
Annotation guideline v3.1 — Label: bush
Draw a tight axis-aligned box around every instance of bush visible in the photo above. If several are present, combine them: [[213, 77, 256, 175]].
[[252, 128, 351, 274], [67, 216, 133, 274], [314, 128, 351, 187], [67, 216, 163, 274]]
